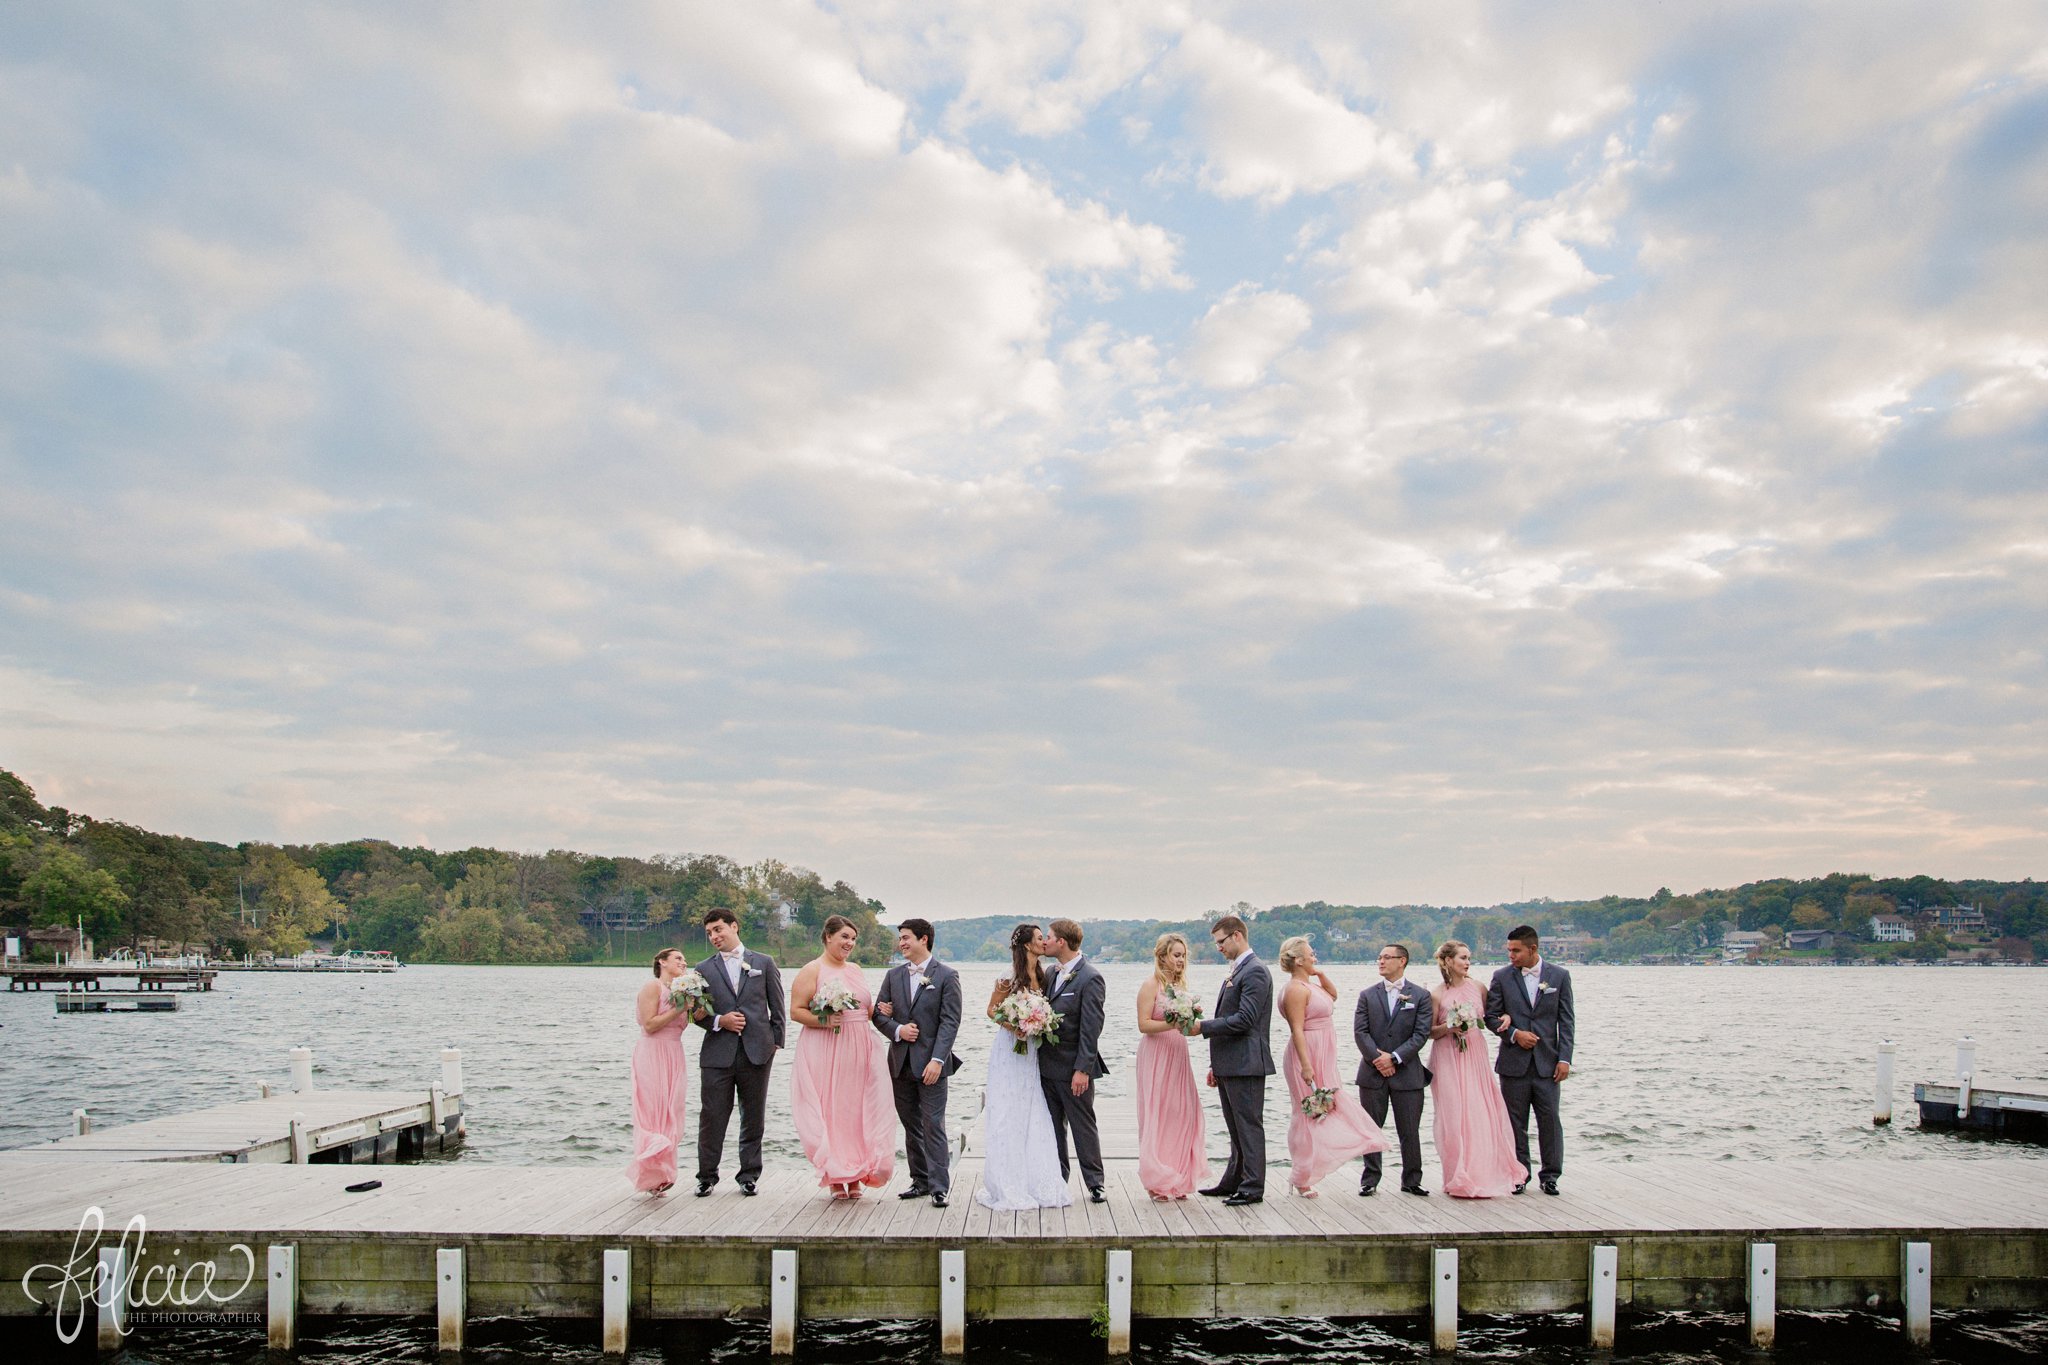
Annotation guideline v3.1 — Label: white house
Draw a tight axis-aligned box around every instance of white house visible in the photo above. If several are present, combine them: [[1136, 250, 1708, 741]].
[[1870, 914, 1916, 942]]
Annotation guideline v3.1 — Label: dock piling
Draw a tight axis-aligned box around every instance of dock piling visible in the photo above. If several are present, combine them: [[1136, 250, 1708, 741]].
[[437, 1248, 465, 1354], [770, 1248, 797, 1355], [73, 1108, 89, 1137], [1747, 1242, 1775, 1348], [1105, 1248, 1132, 1355], [1587, 1244, 1617, 1349], [601, 1247, 629, 1355], [290, 1047, 314, 1094], [1900, 1240, 1931, 1345], [939, 1248, 965, 1355], [1430, 1247, 1457, 1355], [1955, 1036, 1976, 1119], [442, 1047, 464, 1097], [1874, 1041, 1895, 1125], [289, 1112, 311, 1164], [268, 1244, 298, 1352], [96, 1244, 126, 1350]]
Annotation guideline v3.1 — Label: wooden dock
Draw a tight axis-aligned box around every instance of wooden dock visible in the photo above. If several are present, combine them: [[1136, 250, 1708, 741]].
[[2, 964, 215, 992], [1918, 1081, 2048, 1142], [54, 991, 180, 1013], [2, 1155, 2041, 1353]]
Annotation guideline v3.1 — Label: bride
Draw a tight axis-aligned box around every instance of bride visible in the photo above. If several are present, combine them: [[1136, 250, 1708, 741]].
[[977, 923, 1074, 1210]]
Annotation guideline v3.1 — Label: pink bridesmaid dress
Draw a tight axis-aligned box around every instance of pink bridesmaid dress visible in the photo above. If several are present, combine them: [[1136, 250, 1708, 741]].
[[625, 990, 691, 1191], [1136, 989, 1213, 1198], [1282, 982, 1389, 1191], [791, 961, 898, 1191], [1428, 979, 1528, 1198]]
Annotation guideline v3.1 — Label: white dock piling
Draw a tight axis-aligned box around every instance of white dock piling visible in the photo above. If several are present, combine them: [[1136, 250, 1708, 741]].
[[1747, 1242, 1776, 1348], [290, 1046, 314, 1094], [442, 1047, 463, 1097], [601, 1247, 630, 1355], [436, 1247, 465, 1354], [267, 1244, 298, 1351], [289, 1112, 311, 1164], [1874, 1041, 1895, 1125], [770, 1248, 797, 1355], [1901, 1240, 1931, 1345], [1105, 1248, 1132, 1355], [97, 1244, 127, 1350], [1430, 1247, 1458, 1355], [73, 1108, 90, 1137], [940, 1248, 966, 1355], [1955, 1036, 1976, 1119], [1588, 1243, 1618, 1349]]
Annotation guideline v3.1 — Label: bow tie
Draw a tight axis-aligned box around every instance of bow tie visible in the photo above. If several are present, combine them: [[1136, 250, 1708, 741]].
[[723, 951, 744, 964]]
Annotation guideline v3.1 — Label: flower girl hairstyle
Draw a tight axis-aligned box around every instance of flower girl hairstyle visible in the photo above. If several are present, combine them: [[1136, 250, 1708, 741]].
[[1007, 924, 1044, 992], [1152, 932, 1189, 986]]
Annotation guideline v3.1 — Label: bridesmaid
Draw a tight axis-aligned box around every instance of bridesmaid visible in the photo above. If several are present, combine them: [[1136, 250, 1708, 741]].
[[790, 915, 898, 1198], [626, 948, 697, 1194], [1135, 932, 1213, 1201], [1427, 940, 1527, 1197], [1277, 936, 1388, 1197]]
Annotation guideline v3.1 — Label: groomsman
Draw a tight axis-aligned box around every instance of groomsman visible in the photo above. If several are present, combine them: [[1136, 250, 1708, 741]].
[[1198, 914, 1274, 1206], [872, 918, 963, 1207], [1038, 918, 1109, 1202], [1483, 924, 1575, 1195], [1353, 943, 1434, 1196], [693, 906, 785, 1196]]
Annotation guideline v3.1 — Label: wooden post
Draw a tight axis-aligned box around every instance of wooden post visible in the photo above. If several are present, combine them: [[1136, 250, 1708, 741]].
[[1430, 1247, 1457, 1355], [258, 1080, 273, 1100], [1587, 1244, 1617, 1349], [1900, 1240, 1931, 1346], [437, 1247, 465, 1354], [290, 1046, 313, 1093], [290, 1112, 311, 1164], [442, 1047, 464, 1096], [770, 1249, 797, 1355], [1955, 1037, 1976, 1120], [1105, 1249, 1132, 1355], [73, 1107, 90, 1137], [601, 1247, 629, 1355], [430, 1085, 446, 1134], [1873, 1041, 1895, 1125], [268, 1244, 298, 1351], [97, 1244, 127, 1350], [1747, 1242, 1776, 1349], [940, 1248, 965, 1355]]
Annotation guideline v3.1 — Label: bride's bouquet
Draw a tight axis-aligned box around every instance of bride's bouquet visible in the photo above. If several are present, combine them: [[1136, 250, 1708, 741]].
[[810, 980, 860, 1026], [668, 969, 712, 1017], [1299, 1085, 1338, 1120], [993, 989, 1062, 1056], [1160, 982, 1204, 1030], [1446, 1001, 1480, 1052]]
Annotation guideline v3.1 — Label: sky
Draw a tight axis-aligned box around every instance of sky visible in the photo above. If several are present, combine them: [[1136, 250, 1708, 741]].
[[2, 2, 2044, 920]]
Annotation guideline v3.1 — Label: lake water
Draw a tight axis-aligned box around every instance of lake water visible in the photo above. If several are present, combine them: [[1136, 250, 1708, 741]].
[[4, 960, 2045, 1364]]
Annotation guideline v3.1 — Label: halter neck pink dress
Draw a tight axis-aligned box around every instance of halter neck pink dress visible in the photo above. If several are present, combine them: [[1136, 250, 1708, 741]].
[[1136, 985, 1213, 1198], [1429, 979, 1528, 1197], [791, 960, 897, 1190], [1282, 980, 1389, 1191], [625, 983, 691, 1191]]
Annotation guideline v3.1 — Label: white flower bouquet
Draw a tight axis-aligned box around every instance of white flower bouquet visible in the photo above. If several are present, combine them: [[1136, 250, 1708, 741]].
[[1447, 1001, 1480, 1052], [1300, 1085, 1338, 1120], [810, 979, 861, 1025], [994, 988, 1062, 1056], [668, 969, 712, 1017], [1160, 983, 1205, 1030]]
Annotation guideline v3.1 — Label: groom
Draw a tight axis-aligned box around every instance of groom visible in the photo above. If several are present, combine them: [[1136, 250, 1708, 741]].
[[872, 917, 963, 1207], [1483, 924, 1575, 1195], [1038, 918, 1108, 1202], [1198, 914, 1273, 1207], [693, 906, 785, 1197]]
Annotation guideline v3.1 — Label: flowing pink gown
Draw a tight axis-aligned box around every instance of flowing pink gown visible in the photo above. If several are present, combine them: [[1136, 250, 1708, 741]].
[[791, 960, 898, 1190], [1282, 981, 1389, 1191], [625, 987, 690, 1191], [1135, 988, 1213, 1198], [1429, 980, 1528, 1198]]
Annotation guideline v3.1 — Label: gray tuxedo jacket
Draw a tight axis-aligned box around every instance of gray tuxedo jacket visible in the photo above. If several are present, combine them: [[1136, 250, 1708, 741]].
[[1353, 978, 1434, 1090], [1483, 960, 1575, 1078], [1199, 953, 1275, 1078], [871, 957, 965, 1079], [693, 948, 786, 1069], [1038, 955, 1108, 1080]]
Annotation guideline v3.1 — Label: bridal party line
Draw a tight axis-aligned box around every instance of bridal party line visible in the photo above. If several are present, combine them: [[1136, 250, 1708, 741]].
[[626, 909, 1575, 1209]]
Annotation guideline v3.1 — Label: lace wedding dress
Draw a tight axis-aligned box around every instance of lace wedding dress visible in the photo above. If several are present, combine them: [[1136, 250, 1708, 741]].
[[976, 1010, 1073, 1210]]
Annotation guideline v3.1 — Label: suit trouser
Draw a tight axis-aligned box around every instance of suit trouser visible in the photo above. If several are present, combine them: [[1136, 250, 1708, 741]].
[[697, 1058, 772, 1184], [1041, 1074, 1105, 1189], [1214, 1074, 1266, 1197], [1358, 1084, 1426, 1189], [1498, 1072, 1562, 1182], [892, 1066, 951, 1193]]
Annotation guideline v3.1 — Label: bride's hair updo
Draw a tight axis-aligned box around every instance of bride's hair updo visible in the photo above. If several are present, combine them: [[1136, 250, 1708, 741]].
[[1007, 923, 1042, 992]]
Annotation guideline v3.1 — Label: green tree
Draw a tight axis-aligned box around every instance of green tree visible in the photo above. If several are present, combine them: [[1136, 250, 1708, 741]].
[[22, 847, 129, 941], [245, 850, 338, 954]]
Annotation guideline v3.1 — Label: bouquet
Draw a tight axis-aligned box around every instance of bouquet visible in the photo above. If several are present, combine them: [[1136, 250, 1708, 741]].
[[1160, 983, 1205, 1030], [810, 980, 861, 1026], [668, 969, 712, 1018], [1300, 1085, 1338, 1120], [1446, 1001, 1480, 1052], [993, 988, 1062, 1056]]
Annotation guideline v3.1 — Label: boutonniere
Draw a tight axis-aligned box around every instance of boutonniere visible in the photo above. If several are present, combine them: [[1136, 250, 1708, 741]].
[[1538, 982, 1557, 995], [741, 963, 760, 978]]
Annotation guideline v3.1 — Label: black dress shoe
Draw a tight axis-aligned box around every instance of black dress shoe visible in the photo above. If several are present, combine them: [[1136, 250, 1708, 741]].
[[1402, 1185, 1430, 1197], [931, 1191, 949, 1208], [739, 1179, 758, 1196], [1513, 1180, 1529, 1195], [1198, 1184, 1235, 1198], [1222, 1191, 1263, 1206], [694, 1180, 715, 1197], [898, 1186, 930, 1200], [1358, 1181, 1378, 1197], [1089, 1187, 1106, 1203], [1540, 1177, 1559, 1196]]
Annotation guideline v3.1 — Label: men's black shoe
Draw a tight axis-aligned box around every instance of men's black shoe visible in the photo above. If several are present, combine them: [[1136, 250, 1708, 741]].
[[1402, 1185, 1430, 1197], [739, 1180, 758, 1196], [898, 1186, 930, 1200], [1198, 1184, 1235, 1198], [1513, 1180, 1529, 1195], [694, 1180, 715, 1197], [931, 1191, 949, 1208], [1358, 1181, 1378, 1197], [1222, 1192, 1263, 1207], [1540, 1177, 1559, 1196], [1089, 1187, 1106, 1204]]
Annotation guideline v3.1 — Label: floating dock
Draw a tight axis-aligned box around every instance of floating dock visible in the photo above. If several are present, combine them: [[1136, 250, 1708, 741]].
[[1917, 1082, 2048, 1143], [54, 991, 180, 1014]]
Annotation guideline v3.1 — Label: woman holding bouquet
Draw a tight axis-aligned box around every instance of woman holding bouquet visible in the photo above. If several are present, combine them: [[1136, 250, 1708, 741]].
[[1135, 932, 1212, 1200], [1428, 940, 1527, 1198], [1278, 936, 1387, 1197], [977, 924, 1072, 1210], [627, 948, 700, 1194], [790, 916, 897, 1198]]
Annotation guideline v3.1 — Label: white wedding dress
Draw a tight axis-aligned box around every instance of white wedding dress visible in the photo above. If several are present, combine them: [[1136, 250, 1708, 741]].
[[976, 1023, 1073, 1210]]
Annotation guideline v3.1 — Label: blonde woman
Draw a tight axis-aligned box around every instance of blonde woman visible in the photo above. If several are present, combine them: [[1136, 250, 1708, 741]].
[[1134, 932, 1213, 1199], [1428, 940, 1526, 1197], [1277, 935, 1387, 1197]]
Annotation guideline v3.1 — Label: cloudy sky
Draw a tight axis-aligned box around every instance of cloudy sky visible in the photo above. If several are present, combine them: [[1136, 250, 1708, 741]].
[[2, 2, 2043, 919]]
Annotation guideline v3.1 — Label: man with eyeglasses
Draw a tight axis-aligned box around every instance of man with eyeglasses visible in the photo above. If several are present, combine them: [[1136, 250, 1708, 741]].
[[1352, 943, 1434, 1196]]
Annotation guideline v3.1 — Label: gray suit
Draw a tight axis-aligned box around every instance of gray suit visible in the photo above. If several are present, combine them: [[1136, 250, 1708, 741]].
[[872, 957, 964, 1194], [1199, 953, 1275, 1198], [1037, 955, 1108, 1191], [1483, 960, 1574, 1184], [693, 947, 785, 1185], [1352, 978, 1434, 1191]]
